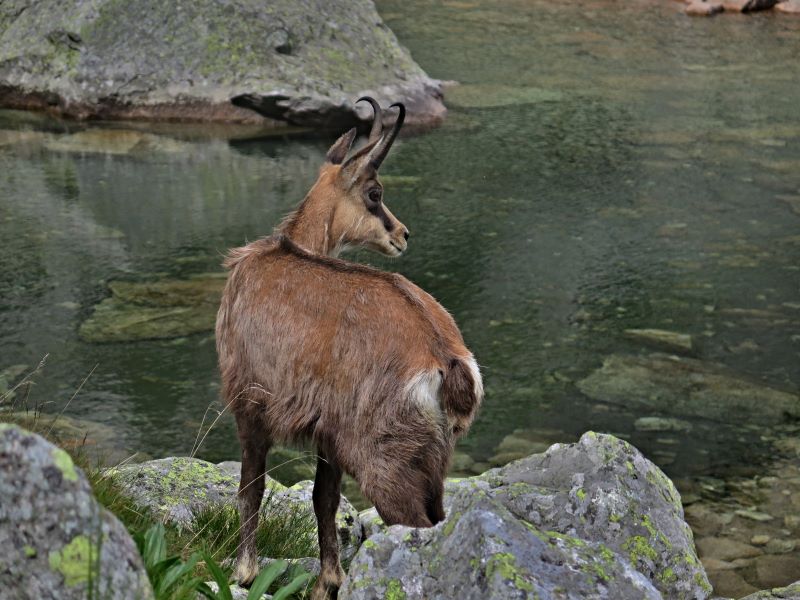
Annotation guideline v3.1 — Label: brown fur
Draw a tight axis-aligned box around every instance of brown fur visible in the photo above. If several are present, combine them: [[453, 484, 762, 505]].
[[216, 118, 482, 600]]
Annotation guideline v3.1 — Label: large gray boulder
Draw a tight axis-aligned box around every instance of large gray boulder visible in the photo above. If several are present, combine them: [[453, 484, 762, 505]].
[[344, 433, 711, 600], [111, 456, 363, 561], [577, 353, 800, 425], [0, 424, 152, 600], [0, 0, 444, 127], [343, 486, 661, 600]]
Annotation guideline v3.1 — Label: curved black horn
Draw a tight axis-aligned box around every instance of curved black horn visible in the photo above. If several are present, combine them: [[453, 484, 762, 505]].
[[356, 96, 383, 142], [369, 102, 405, 170]]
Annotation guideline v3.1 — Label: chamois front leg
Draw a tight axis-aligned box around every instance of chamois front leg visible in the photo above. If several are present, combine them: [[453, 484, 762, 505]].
[[311, 452, 344, 600], [235, 427, 271, 586]]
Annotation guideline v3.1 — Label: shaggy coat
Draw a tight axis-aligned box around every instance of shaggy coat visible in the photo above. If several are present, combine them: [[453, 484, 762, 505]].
[[217, 234, 482, 523]]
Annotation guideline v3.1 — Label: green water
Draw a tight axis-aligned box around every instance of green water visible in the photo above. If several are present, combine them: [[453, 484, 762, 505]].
[[0, 0, 798, 487]]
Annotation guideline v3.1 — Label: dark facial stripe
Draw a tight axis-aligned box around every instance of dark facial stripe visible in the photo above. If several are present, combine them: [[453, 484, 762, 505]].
[[368, 202, 395, 232]]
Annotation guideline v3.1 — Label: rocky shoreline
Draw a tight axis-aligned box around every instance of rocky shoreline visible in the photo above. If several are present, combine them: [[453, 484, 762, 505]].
[[3, 423, 800, 599], [0, 0, 445, 129], [683, 0, 800, 16]]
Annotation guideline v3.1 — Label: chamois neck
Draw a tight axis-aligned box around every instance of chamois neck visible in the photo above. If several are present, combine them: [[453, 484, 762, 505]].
[[279, 191, 339, 257]]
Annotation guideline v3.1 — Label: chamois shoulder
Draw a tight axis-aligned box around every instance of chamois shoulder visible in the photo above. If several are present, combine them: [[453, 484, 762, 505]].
[[222, 236, 280, 270]]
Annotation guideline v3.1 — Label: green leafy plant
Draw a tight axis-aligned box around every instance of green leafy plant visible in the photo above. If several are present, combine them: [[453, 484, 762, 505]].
[[137, 523, 313, 600], [136, 523, 208, 600]]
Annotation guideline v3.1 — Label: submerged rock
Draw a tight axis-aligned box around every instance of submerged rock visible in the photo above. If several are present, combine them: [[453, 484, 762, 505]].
[[79, 274, 225, 342], [488, 427, 566, 467], [624, 328, 694, 353], [577, 353, 800, 425], [0, 424, 152, 599], [345, 433, 711, 600], [0, 0, 444, 127], [634, 416, 693, 433]]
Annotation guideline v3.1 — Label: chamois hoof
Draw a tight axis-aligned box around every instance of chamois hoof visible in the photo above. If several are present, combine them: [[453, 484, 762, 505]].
[[234, 554, 259, 588], [310, 582, 339, 600]]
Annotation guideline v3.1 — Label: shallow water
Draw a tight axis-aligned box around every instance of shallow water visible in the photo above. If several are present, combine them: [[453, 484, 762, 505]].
[[1, 0, 799, 495]]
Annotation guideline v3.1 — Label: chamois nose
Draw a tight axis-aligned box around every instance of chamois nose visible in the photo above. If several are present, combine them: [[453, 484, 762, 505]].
[[403, 229, 410, 241]]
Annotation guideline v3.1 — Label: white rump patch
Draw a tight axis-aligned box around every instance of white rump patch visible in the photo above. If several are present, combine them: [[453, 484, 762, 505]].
[[405, 370, 442, 416], [464, 354, 484, 402]]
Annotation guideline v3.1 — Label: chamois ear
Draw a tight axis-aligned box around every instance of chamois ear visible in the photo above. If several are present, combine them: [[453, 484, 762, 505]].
[[326, 128, 357, 165]]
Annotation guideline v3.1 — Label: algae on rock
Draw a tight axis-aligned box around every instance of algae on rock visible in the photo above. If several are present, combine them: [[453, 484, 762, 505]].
[[578, 353, 800, 425], [79, 274, 225, 342]]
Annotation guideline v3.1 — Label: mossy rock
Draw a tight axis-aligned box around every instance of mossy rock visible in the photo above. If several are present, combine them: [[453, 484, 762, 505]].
[[341, 486, 661, 600], [108, 456, 283, 526], [110, 456, 363, 561], [79, 274, 225, 342], [0, 0, 444, 127], [0, 424, 152, 599], [350, 433, 711, 600]]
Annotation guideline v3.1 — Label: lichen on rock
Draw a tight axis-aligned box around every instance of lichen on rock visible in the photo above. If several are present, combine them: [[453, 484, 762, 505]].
[[110, 456, 363, 560], [342, 485, 661, 600], [0, 424, 152, 599], [347, 432, 711, 600], [0, 0, 445, 127]]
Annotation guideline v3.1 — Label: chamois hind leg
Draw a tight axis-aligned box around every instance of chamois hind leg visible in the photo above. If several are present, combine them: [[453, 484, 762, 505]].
[[311, 452, 344, 600], [235, 424, 271, 586]]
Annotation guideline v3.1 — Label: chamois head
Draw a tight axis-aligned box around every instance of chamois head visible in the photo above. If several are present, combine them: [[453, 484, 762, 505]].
[[304, 97, 409, 258]]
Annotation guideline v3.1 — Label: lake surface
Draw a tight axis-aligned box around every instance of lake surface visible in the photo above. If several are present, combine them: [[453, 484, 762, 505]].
[[1, 0, 799, 493]]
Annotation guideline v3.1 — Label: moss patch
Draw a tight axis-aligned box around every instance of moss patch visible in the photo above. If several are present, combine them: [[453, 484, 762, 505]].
[[623, 535, 658, 564], [385, 579, 407, 600], [485, 552, 534, 592]]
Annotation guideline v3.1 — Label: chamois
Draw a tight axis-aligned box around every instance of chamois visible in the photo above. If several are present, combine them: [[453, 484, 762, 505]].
[[216, 98, 483, 600]]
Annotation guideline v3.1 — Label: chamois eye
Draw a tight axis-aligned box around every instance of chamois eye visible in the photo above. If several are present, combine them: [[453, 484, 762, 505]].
[[367, 188, 382, 204]]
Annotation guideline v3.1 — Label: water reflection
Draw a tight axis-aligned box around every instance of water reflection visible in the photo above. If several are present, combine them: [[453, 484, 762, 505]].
[[0, 0, 798, 537]]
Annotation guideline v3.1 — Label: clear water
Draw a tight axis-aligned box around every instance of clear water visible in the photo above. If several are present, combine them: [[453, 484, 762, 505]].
[[0, 0, 798, 489]]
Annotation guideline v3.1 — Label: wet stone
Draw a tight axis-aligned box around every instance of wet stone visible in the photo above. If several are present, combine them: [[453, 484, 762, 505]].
[[79, 275, 225, 342], [696, 537, 762, 561], [577, 353, 800, 425], [751, 534, 771, 546], [736, 509, 775, 522], [635, 417, 693, 433]]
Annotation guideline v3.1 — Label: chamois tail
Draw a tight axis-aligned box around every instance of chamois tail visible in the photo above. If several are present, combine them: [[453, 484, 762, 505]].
[[440, 356, 483, 433]]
